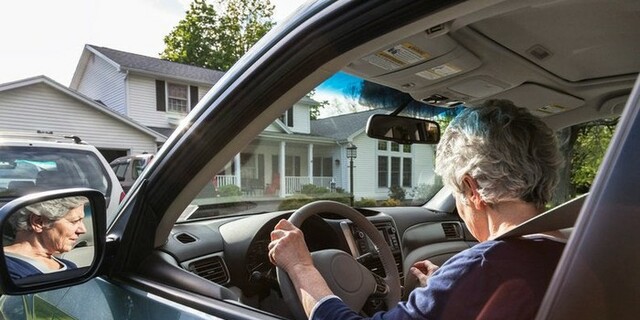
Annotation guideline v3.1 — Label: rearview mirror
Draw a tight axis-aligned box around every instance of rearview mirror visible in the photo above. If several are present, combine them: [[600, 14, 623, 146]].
[[0, 188, 105, 294], [366, 114, 440, 144]]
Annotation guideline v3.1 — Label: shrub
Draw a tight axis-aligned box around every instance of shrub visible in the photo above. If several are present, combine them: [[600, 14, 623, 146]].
[[380, 198, 401, 207], [218, 184, 242, 197], [277, 192, 351, 210], [355, 197, 377, 207], [300, 184, 329, 195], [388, 185, 406, 201]]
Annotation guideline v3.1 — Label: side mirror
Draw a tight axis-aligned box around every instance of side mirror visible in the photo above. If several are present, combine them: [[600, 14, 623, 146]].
[[366, 114, 440, 144], [0, 188, 106, 294]]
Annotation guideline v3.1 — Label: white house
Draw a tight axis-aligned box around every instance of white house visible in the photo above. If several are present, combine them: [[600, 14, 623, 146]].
[[0, 76, 165, 158], [65, 45, 436, 200]]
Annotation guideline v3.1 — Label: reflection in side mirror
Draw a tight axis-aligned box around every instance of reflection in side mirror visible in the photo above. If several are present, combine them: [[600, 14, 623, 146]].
[[0, 188, 105, 294], [366, 114, 440, 144], [2, 196, 95, 280]]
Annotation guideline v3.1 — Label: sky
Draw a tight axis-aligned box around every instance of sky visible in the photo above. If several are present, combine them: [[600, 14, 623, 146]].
[[0, 0, 304, 86]]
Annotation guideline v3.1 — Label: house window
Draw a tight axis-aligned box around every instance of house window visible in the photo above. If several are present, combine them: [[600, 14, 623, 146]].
[[402, 158, 412, 187], [391, 157, 401, 187], [313, 157, 333, 177], [378, 156, 388, 187], [167, 83, 188, 113], [155, 80, 199, 113], [285, 155, 301, 176], [280, 108, 294, 127], [377, 142, 412, 188]]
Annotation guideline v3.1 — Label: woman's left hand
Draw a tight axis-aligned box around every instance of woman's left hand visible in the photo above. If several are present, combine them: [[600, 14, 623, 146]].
[[268, 219, 313, 273]]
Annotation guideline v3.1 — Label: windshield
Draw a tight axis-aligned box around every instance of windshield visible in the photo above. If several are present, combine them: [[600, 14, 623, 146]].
[[184, 73, 461, 220]]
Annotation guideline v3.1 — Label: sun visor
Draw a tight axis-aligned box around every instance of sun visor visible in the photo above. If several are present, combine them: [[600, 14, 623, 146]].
[[481, 83, 584, 117], [345, 32, 458, 79]]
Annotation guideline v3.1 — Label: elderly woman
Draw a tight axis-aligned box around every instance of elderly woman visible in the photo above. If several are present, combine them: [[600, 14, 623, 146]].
[[268, 100, 566, 319], [4, 196, 87, 279]]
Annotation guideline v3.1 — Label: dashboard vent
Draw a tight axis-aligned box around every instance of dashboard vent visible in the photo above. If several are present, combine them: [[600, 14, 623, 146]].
[[442, 223, 461, 239], [175, 232, 197, 244], [188, 256, 229, 285], [366, 253, 404, 280]]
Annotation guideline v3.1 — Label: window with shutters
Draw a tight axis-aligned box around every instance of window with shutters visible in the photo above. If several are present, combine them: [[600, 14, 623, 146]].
[[156, 81, 199, 114], [167, 83, 188, 113]]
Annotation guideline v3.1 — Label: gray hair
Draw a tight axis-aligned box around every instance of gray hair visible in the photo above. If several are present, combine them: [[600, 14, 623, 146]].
[[435, 100, 563, 209], [9, 196, 88, 232]]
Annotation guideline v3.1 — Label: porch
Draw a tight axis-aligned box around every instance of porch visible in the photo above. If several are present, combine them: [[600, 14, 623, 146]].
[[213, 175, 335, 196]]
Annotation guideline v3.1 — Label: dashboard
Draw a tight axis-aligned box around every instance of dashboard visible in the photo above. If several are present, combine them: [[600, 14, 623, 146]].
[[156, 206, 471, 316]]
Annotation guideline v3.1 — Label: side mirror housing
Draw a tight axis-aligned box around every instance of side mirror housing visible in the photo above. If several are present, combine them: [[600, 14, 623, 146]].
[[366, 114, 440, 144], [0, 188, 106, 295]]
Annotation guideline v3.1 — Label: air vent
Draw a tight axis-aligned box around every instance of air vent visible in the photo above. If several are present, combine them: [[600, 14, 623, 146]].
[[364, 252, 403, 279], [188, 256, 229, 285], [442, 223, 461, 239], [175, 232, 197, 244]]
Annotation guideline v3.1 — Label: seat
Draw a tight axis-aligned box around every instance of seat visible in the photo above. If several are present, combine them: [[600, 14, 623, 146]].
[[7, 181, 36, 194], [36, 170, 70, 189]]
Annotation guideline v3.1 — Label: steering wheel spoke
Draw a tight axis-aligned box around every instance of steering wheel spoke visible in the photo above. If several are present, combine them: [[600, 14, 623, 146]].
[[277, 201, 401, 320]]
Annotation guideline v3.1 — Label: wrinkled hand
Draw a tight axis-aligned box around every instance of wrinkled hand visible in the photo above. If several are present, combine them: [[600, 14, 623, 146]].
[[268, 219, 313, 273], [410, 260, 439, 287]]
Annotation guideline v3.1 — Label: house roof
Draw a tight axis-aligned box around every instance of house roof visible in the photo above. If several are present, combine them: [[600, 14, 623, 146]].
[[71, 45, 225, 87], [0, 75, 167, 142], [310, 108, 390, 141]]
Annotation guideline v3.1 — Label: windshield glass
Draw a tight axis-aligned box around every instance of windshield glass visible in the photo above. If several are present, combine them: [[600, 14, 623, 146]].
[[185, 72, 462, 220]]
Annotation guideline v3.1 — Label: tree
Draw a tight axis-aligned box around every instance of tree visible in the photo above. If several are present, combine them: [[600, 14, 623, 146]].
[[161, 0, 275, 71]]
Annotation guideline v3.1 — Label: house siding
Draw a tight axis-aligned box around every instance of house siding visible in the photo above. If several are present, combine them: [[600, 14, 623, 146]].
[[75, 54, 127, 115], [0, 83, 157, 154], [350, 133, 436, 201], [290, 102, 311, 134]]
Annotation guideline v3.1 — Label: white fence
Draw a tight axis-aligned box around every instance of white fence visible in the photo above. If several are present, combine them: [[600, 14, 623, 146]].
[[214, 175, 236, 188]]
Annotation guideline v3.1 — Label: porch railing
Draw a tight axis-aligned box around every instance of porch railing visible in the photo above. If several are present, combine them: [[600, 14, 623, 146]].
[[285, 176, 335, 194], [214, 175, 236, 188]]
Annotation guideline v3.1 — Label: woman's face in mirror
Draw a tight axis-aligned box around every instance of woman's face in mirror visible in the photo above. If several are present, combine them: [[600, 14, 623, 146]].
[[35, 205, 86, 254]]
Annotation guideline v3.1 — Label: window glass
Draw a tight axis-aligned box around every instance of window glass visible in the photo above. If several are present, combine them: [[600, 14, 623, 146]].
[[377, 156, 388, 188], [167, 83, 188, 113], [0, 147, 110, 198], [377, 141, 387, 151], [403, 144, 411, 153], [391, 142, 400, 152]]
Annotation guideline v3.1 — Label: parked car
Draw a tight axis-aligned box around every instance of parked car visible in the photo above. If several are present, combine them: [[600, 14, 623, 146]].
[[109, 153, 154, 192], [0, 133, 124, 223], [0, 0, 639, 319]]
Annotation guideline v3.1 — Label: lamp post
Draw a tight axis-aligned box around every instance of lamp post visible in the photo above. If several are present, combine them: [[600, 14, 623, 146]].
[[346, 143, 358, 207]]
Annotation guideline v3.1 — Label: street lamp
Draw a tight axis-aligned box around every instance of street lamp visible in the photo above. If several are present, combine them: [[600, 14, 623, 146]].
[[346, 143, 357, 206]]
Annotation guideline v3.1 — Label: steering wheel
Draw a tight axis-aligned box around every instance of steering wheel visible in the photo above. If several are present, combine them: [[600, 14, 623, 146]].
[[277, 201, 401, 319]]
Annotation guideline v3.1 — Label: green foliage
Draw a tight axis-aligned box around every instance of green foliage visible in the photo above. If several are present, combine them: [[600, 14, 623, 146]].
[[409, 175, 443, 202], [354, 197, 377, 207], [380, 198, 401, 207], [218, 184, 242, 197], [388, 185, 405, 201], [277, 192, 351, 210], [306, 89, 328, 120], [570, 120, 616, 193], [300, 184, 329, 195], [162, 0, 275, 71]]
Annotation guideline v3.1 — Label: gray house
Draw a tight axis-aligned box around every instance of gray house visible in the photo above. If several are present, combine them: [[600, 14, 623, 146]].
[[0, 75, 165, 159]]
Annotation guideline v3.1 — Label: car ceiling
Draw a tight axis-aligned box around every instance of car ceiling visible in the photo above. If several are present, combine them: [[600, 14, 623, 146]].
[[343, 0, 640, 129]]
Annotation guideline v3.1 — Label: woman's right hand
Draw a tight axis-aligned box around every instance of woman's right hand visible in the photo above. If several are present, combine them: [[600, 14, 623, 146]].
[[410, 260, 440, 287]]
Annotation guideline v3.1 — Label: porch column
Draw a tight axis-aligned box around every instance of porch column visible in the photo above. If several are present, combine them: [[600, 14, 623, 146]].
[[234, 154, 241, 189], [279, 141, 286, 197], [308, 143, 314, 184]]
